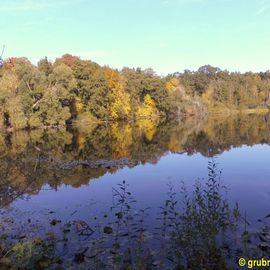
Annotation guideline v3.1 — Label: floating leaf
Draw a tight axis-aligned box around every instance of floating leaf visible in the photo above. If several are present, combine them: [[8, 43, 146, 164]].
[[50, 219, 61, 226], [103, 226, 113, 234]]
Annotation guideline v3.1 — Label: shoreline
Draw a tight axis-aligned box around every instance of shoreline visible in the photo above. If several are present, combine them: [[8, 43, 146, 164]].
[[0, 107, 269, 133]]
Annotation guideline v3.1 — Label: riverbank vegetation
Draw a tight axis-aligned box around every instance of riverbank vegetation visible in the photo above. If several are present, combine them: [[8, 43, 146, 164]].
[[0, 161, 241, 269], [1, 55, 270, 130], [1, 161, 269, 269]]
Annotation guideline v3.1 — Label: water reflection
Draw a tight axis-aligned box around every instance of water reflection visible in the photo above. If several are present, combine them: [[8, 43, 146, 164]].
[[1, 113, 270, 207], [0, 161, 241, 269], [2, 160, 270, 269]]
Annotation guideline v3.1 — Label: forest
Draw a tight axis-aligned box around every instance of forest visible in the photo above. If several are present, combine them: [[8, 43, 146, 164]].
[[0, 54, 270, 130]]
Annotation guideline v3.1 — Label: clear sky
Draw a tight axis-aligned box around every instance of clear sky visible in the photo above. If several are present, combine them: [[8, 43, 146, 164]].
[[0, 0, 270, 75]]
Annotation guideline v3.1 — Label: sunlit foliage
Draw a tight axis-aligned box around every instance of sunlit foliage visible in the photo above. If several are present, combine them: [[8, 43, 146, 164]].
[[0, 57, 269, 131]]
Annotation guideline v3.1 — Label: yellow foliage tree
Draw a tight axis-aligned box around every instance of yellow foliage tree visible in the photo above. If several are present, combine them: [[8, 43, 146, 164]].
[[165, 78, 180, 92], [137, 94, 158, 119], [74, 96, 84, 115], [103, 68, 131, 120]]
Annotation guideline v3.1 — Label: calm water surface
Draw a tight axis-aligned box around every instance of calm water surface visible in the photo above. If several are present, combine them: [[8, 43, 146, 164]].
[[1, 113, 270, 224], [1, 113, 270, 268]]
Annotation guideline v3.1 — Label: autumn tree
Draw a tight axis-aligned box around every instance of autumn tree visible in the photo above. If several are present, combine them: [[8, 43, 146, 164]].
[[104, 67, 131, 120]]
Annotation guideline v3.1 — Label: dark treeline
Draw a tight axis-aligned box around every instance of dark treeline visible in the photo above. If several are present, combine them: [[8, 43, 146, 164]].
[[1, 55, 270, 130]]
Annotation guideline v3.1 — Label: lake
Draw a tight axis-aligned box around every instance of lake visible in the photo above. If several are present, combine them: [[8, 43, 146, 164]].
[[1, 113, 270, 269]]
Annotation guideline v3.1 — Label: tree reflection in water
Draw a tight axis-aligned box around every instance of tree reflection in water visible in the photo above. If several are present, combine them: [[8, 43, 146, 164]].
[[1, 113, 270, 268], [0, 113, 270, 206], [0, 160, 247, 269]]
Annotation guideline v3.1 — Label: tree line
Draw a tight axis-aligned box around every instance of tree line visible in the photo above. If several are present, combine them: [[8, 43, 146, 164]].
[[0, 55, 269, 130]]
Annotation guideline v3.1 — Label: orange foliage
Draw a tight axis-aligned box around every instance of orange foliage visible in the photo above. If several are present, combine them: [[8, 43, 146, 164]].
[[54, 54, 80, 68]]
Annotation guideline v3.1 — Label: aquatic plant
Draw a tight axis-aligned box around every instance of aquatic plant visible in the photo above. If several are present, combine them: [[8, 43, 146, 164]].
[[0, 160, 260, 270]]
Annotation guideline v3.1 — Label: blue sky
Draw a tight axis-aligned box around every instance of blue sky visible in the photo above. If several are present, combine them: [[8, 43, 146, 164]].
[[0, 0, 269, 74]]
